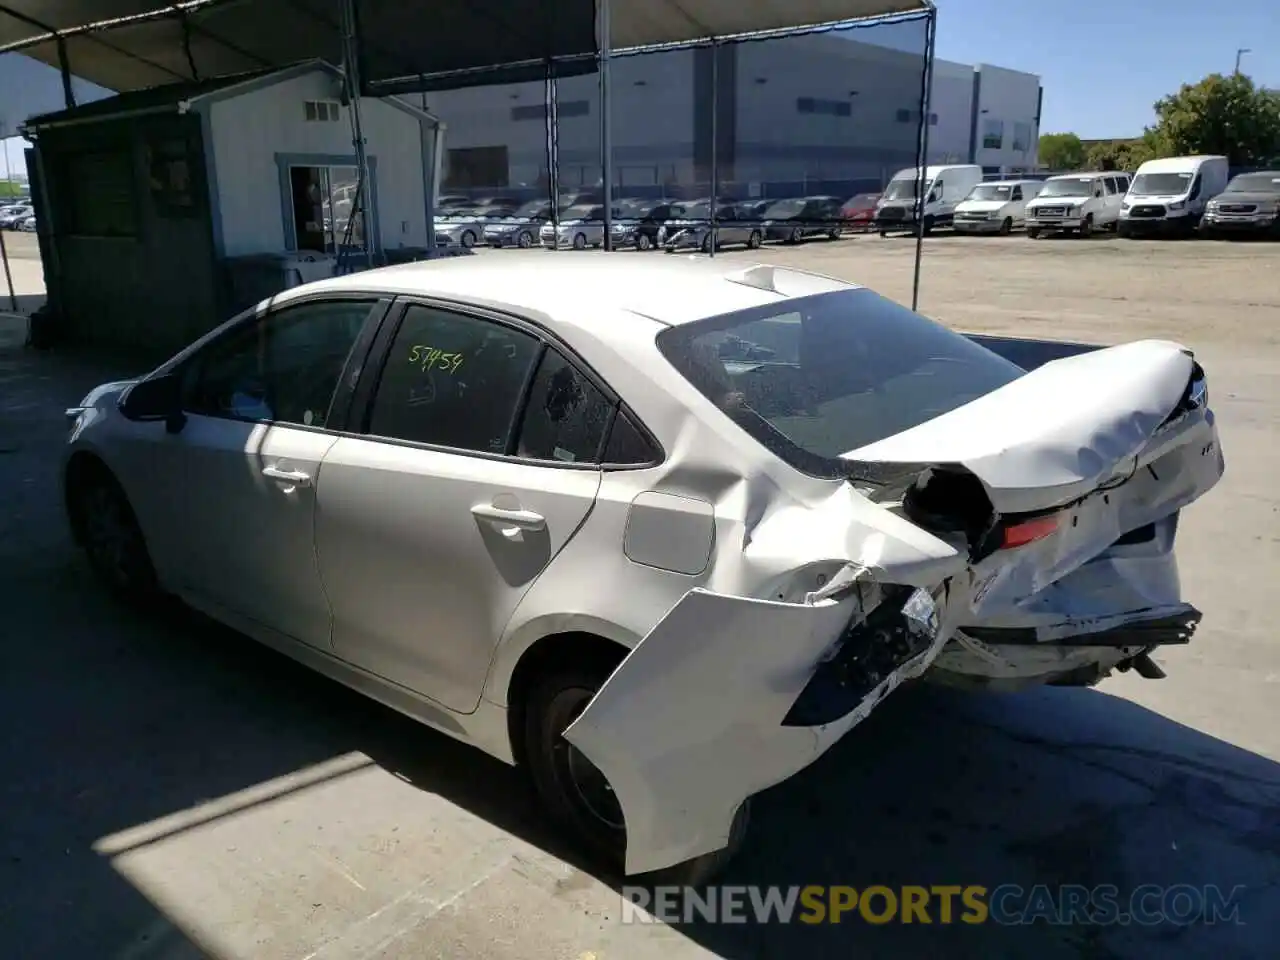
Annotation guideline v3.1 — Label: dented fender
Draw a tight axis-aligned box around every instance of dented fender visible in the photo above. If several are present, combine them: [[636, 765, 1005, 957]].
[[562, 575, 962, 876]]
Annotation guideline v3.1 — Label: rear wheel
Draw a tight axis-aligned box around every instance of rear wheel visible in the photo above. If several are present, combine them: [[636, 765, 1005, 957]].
[[922, 215, 935, 237], [701, 233, 713, 253], [460, 230, 476, 248], [747, 229, 762, 249], [636, 232, 652, 251], [523, 661, 750, 885], [789, 226, 803, 244], [67, 464, 158, 605]]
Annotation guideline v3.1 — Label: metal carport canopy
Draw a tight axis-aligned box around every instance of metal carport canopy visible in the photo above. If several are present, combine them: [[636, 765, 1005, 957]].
[[0, 0, 932, 94]]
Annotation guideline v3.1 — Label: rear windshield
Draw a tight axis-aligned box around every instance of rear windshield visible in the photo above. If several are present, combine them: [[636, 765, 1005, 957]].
[[655, 289, 1025, 479]]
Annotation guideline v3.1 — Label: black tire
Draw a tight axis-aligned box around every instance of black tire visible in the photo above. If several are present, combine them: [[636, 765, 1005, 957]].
[[572, 232, 587, 250], [523, 660, 749, 885], [827, 226, 842, 240], [636, 232, 652, 251], [1027, 227, 1040, 239], [747, 229, 762, 249], [67, 465, 159, 605], [517, 231, 533, 249], [460, 230, 476, 248], [789, 226, 803, 244], [999, 217, 1013, 236], [922, 215, 935, 237], [1079, 215, 1093, 239], [879, 228, 888, 237]]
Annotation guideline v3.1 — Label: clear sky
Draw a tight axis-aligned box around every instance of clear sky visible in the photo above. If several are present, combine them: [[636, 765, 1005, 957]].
[[2, 0, 1278, 178]]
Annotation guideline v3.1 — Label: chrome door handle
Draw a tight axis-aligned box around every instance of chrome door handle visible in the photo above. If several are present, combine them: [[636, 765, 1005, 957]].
[[262, 465, 312, 487], [470, 504, 546, 531]]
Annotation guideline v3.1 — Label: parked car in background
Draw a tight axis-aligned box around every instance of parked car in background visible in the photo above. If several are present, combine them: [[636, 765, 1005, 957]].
[[1119, 156, 1230, 238], [610, 199, 680, 251], [1200, 170, 1280, 239], [0, 204, 34, 228], [484, 199, 554, 248], [760, 196, 845, 243], [662, 201, 764, 253], [875, 164, 984, 235], [18, 215, 37, 232], [840, 193, 881, 231], [61, 255, 1223, 884], [1025, 172, 1127, 238], [540, 203, 614, 249], [953, 180, 1044, 235]]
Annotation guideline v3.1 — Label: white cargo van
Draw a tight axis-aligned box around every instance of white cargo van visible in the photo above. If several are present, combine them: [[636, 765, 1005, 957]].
[[1024, 171, 1129, 238], [1119, 155, 1230, 238], [874, 164, 984, 235], [952, 179, 1045, 234]]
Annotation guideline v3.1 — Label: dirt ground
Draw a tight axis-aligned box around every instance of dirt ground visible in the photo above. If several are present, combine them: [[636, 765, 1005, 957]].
[[1, 229, 1278, 959]]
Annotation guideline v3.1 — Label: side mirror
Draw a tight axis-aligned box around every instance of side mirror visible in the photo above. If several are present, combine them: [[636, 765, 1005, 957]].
[[120, 372, 187, 433]]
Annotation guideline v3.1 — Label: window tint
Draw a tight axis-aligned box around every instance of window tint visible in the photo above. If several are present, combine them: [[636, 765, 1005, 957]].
[[1103, 177, 1117, 195], [1116, 175, 1131, 192], [604, 411, 660, 466], [1011, 186, 1023, 201], [367, 305, 539, 453], [514, 349, 614, 463], [183, 299, 374, 426]]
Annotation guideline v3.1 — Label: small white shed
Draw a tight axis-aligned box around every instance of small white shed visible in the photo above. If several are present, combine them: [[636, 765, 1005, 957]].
[[197, 59, 442, 259]]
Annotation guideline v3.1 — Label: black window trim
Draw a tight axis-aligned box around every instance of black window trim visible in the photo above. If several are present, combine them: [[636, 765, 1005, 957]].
[[145, 292, 394, 436], [349, 294, 666, 471]]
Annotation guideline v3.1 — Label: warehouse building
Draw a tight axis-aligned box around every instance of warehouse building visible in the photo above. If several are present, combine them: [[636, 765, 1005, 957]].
[[424, 31, 1042, 197]]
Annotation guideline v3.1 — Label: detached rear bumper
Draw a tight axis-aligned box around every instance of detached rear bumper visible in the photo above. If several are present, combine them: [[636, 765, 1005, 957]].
[[564, 579, 960, 875]]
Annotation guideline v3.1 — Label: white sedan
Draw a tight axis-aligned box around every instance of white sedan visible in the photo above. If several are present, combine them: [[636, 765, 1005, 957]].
[[62, 255, 1223, 882]]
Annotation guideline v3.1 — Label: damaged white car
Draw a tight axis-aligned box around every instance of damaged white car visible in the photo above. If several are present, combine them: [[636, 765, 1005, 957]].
[[62, 256, 1223, 883]]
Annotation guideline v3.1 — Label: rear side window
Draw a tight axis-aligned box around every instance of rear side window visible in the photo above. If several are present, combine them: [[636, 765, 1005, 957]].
[[603, 411, 660, 466], [366, 304, 539, 453], [515, 348, 614, 463], [656, 289, 1024, 478], [1104, 177, 1118, 195]]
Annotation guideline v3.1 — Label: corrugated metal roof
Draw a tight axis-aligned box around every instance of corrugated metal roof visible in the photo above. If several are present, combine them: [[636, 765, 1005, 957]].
[[0, 0, 931, 94]]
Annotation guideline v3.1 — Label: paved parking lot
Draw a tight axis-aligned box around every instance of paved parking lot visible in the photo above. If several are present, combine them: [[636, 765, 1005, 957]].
[[2, 231, 1278, 959]]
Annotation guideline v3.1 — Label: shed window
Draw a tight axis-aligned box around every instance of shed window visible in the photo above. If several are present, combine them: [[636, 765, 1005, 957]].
[[62, 150, 139, 238], [146, 136, 199, 217], [304, 100, 342, 122]]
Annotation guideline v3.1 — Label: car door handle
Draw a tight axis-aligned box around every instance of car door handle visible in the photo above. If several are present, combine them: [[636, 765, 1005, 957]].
[[471, 504, 546, 531], [262, 465, 312, 487]]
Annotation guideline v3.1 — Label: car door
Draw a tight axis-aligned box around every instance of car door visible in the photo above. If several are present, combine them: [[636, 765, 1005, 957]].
[[314, 301, 611, 714], [144, 295, 386, 647]]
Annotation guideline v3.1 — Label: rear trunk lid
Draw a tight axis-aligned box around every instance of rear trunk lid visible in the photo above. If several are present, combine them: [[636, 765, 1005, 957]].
[[842, 339, 1222, 614]]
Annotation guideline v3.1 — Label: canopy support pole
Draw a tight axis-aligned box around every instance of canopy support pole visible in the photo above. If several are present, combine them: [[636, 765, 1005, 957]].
[[598, 0, 613, 249], [709, 39, 719, 258], [56, 36, 76, 109], [910, 6, 936, 312], [340, 0, 372, 269]]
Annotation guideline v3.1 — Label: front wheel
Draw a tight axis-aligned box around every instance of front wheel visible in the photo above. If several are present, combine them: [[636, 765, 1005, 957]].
[[789, 226, 803, 244], [67, 465, 159, 605], [460, 230, 476, 248], [921, 216, 935, 237], [572, 232, 587, 250], [1079, 215, 1093, 239], [636, 232, 652, 251], [701, 233, 713, 253], [999, 217, 1013, 236], [517, 231, 533, 248], [523, 662, 750, 885], [747, 229, 762, 249], [1027, 227, 1041, 239]]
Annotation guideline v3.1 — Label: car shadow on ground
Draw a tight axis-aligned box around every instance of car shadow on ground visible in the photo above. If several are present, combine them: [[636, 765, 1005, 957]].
[[2, 342, 1277, 959]]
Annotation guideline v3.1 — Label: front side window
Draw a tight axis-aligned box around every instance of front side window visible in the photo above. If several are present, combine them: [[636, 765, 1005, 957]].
[[183, 299, 375, 426], [366, 304, 539, 453], [656, 290, 1025, 478]]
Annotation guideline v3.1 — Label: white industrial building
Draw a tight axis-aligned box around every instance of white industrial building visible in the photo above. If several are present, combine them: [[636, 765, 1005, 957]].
[[424, 32, 1043, 195]]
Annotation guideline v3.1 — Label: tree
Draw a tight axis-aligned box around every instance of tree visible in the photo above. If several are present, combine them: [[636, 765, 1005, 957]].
[[1086, 131, 1164, 172], [1038, 132, 1086, 170], [1148, 73, 1280, 167]]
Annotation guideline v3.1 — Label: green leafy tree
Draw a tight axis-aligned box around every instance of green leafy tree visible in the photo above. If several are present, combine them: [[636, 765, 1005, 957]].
[[1038, 132, 1087, 170], [1148, 73, 1280, 167], [1086, 132, 1164, 172]]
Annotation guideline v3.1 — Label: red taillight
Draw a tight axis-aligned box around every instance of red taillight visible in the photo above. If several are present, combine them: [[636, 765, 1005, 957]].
[[1001, 515, 1060, 550]]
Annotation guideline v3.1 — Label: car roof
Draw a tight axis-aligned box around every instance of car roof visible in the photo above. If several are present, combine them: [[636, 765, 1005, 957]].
[[291, 255, 861, 332]]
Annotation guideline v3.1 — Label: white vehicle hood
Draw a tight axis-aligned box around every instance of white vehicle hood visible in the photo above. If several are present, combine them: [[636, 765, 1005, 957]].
[[845, 339, 1196, 515], [957, 200, 1007, 214]]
